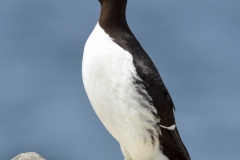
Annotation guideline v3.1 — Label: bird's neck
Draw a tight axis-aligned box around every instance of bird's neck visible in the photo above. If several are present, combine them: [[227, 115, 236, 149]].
[[99, 0, 128, 30]]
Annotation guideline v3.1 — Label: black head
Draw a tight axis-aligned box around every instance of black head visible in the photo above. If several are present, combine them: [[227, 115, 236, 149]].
[[98, 0, 128, 30], [98, 0, 127, 6]]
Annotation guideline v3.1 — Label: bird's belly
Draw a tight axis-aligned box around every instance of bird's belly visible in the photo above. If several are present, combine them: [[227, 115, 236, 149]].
[[83, 50, 148, 139], [83, 62, 162, 160], [82, 24, 165, 159], [82, 54, 163, 159]]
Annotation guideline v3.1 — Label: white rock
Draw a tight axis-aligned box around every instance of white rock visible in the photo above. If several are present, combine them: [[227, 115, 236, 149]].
[[12, 152, 45, 160]]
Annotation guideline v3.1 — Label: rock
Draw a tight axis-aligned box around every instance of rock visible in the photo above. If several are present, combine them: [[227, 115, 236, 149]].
[[12, 152, 45, 160]]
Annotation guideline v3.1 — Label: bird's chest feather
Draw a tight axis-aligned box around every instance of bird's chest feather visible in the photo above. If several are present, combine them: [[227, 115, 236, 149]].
[[82, 24, 163, 159]]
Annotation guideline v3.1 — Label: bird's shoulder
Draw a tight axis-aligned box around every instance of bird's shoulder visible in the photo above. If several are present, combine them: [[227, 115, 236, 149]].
[[111, 28, 175, 122]]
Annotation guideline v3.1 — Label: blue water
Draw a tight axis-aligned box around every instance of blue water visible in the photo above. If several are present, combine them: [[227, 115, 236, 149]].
[[1, 0, 239, 159]]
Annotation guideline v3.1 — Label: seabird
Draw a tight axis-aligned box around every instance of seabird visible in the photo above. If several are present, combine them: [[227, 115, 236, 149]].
[[82, 0, 191, 160]]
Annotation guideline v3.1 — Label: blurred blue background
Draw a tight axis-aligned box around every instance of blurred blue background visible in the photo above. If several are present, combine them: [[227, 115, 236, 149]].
[[1, 0, 239, 159]]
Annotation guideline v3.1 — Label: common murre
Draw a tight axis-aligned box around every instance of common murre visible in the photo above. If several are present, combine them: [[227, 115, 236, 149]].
[[82, 0, 191, 159]]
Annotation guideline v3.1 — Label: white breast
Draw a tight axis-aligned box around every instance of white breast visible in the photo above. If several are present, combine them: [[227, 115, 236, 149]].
[[82, 23, 168, 160]]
